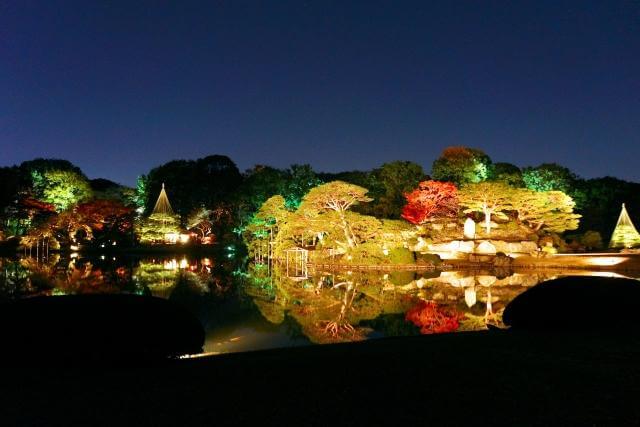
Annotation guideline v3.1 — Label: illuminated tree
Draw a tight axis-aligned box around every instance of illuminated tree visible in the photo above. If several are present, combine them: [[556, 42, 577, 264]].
[[511, 189, 580, 233], [431, 146, 493, 186], [31, 169, 93, 211], [187, 207, 213, 239], [244, 196, 290, 248], [48, 200, 133, 246], [3, 198, 56, 237], [122, 175, 149, 215], [255, 195, 289, 226], [401, 180, 458, 225], [283, 164, 322, 210], [522, 163, 585, 208], [298, 181, 372, 248], [459, 182, 514, 234], [138, 213, 181, 243], [522, 163, 578, 193]]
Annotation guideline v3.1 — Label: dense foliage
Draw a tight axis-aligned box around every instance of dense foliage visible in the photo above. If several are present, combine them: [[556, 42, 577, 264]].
[[1, 146, 639, 252], [401, 180, 458, 225]]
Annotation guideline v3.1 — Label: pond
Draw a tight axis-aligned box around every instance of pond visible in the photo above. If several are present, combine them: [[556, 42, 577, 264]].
[[1, 254, 637, 355]]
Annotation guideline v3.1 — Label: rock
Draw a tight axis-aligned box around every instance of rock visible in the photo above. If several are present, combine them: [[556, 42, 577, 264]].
[[463, 218, 476, 239], [458, 241, 475, 253], [504, 277, 640, 330], [486, 240, 539, 255], [476, 241, 497, 255]]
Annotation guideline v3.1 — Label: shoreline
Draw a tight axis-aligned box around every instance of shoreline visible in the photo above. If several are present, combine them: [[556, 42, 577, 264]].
[[2, 329, 639, 425]]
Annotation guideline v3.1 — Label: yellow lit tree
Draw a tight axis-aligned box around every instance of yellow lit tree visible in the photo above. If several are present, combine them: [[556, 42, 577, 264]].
[[459, 182, 514, 235], [298, 181, 372, 248], [511, 189, 580, 234]]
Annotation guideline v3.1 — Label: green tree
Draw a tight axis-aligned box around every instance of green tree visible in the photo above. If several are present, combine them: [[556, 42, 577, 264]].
[[431, 147, 493, 186], [522, 163, 578, 193], [370, 161, 426, 218], [283, 164, 322, 210], [32, 170, 93, 211], [492, 162, 524, 187], [298, 181, 372, 248]]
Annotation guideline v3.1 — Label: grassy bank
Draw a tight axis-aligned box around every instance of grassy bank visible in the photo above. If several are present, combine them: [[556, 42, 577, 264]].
[[1, 329, 639, 426]]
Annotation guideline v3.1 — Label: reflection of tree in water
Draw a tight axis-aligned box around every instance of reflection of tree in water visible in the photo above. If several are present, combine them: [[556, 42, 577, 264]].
[[1, 255, 142, 297], [134, 261, 181, 298], [318, 280, 358, 338], [0, 258, 38, 299], [245, 265, 564, 342], [245, 267, 417, 344], [405, 300, 465, 334], [56, 257, 138, 295]]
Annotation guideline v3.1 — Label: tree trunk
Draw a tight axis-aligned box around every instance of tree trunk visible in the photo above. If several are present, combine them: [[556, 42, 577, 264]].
[[483, 207, 492, 235], [339, 211, 356, 248]]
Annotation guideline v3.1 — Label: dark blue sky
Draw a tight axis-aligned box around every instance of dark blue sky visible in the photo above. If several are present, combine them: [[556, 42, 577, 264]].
[[1, 1, 639, 186]]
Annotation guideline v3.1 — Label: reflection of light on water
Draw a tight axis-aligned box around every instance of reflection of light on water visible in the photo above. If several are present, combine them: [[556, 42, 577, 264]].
[[560, 271, 628, 279], [585, 257, 626, 267], [178, 352, 221, 359], [552, 254, 629, 267], [164, 258, 190, 270]]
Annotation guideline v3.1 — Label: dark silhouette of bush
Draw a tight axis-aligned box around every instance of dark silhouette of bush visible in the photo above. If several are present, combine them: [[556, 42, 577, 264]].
[[0, 294, 204, 364], [504, 276, 640, 330]]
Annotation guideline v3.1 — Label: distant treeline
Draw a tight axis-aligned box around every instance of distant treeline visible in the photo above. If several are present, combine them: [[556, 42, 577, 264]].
[[0, 147, 638, 246]]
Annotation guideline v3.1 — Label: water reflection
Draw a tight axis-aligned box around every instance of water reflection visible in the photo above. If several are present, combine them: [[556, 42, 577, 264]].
[[1, 255, 639, 353]]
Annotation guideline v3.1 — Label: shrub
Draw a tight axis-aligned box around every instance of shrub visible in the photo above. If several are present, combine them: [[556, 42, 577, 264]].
[[581, 230, 603, 250], [415, 253, 442, 266], [388, 247, 415, 264]]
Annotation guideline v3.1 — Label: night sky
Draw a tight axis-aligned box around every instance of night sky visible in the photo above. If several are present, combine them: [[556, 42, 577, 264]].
[[1, 1, 639, 186]]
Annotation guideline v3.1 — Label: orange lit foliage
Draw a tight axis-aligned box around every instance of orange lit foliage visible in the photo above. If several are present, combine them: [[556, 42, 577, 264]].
[[401, 180, 458, 225], [20, 198, 56, 213], [74, 200, 133, 233], [405, 300, 465, 334]]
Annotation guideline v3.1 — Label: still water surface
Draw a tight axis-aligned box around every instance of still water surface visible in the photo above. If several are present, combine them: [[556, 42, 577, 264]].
[[1, 254, 636, 355]]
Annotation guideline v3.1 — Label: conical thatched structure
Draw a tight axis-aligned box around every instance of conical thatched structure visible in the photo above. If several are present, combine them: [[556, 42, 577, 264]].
[[609, 203, 640, 249], [152, 183, 174, 215]]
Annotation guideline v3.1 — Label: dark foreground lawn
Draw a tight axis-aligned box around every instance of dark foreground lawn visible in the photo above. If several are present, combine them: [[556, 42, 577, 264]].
[[1, 330, 639, 426]]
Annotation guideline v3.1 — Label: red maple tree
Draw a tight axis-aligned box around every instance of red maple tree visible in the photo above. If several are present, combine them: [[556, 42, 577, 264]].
[[73, 200, 133, 232], [401, 180, 458, 225], [405, 300, 465, 334]]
